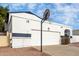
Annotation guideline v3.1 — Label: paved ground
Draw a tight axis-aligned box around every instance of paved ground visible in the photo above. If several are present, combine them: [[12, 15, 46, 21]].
[[69, 42, 79, 47], [33, 45, 79, 56], [0, 43, 79, 56], [0, 47, 49, 56]]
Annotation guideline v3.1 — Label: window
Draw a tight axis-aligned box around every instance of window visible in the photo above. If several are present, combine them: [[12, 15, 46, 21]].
[[64, 29, 70, 36], [26, 34, 31, 37], [12, 33, 31, 38]]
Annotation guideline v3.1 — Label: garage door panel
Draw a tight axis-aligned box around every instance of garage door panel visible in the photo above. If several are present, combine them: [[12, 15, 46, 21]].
[[43, 32, 60, 45], [12, 38, 31, 48], [12, 38, 23, 48], [23, 39, 32, 47], [31, 31, 40, 46], [32, 30, 60, 46]]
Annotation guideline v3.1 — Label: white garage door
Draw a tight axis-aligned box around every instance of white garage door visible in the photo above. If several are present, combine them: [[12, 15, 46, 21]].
[[31, 30, 61, 46], [12, 38, 23, 48], [43, 31, 61, 45], [12, 37, 31, 48]]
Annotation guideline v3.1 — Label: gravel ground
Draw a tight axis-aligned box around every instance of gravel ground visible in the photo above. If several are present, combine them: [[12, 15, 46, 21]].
[[0, 47, 49, 56]]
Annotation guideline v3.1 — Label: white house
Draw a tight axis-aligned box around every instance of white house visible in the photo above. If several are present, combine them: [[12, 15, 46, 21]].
[[6, 11, 72, 48]]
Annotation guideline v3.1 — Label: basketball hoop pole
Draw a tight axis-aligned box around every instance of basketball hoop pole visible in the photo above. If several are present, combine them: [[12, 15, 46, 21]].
[[40, 9, 50, 53], [40, 20, 44, 52]]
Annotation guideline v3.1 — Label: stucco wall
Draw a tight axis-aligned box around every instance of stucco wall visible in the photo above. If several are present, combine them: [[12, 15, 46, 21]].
[[0, 36, 9, 47], [71, 35, 79, 43]]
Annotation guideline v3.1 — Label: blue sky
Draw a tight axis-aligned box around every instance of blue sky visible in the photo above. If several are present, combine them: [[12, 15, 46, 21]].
[[0, 3, 79, 30]]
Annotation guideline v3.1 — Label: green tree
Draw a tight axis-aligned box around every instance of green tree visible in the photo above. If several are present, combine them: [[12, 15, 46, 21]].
[[0, 15, 4, 31], [0, 6, 9, 32]]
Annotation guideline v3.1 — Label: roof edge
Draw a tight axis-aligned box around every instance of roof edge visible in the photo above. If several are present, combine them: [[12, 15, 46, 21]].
[[8, 11, 42, 19]]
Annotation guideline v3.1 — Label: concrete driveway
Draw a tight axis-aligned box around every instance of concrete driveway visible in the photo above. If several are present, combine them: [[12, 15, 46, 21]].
[[33, 45, 79, 56], [0, 44, 79, 56], [0, 47, 49, 56]]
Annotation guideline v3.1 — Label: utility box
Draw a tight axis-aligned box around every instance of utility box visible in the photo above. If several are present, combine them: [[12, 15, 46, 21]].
[[61, 36, 70, 45], [61, 29, 72, 45]]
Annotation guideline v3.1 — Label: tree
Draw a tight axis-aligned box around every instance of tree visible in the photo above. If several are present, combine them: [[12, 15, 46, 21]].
[[0, 6, 9, 32], [0, 15, 4, 31]]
